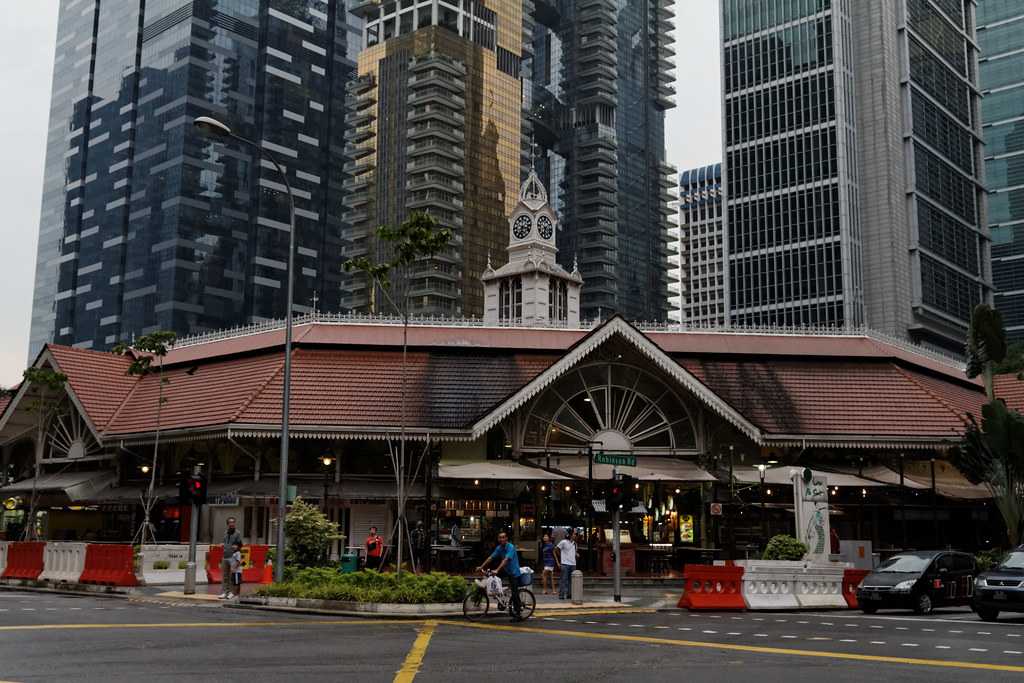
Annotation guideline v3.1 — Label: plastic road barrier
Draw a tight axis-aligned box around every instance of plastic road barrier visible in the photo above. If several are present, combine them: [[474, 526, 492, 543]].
[[139, 544, 209, 586], [206, 544, 272, 585], [737, 561, 801, 611], [39, 542, 88, 584], [794, 565, 847, 609], [843, 568, 871, 608], [0, 541, 8, 576], [1, 541, 46, 581], [78, 544, 138, 587], [677, 564, 746, 610]]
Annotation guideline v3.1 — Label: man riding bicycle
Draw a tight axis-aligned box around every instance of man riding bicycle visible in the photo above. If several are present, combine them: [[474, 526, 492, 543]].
[[476, 531, 524, 622]]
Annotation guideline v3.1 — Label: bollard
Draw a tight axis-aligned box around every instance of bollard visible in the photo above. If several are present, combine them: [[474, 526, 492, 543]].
[[571, 569, 584, 605]]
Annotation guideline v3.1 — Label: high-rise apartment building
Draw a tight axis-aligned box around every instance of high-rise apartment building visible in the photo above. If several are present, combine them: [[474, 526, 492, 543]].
[[721, 0, 990, 351], [29, 0, 361, 359], [678, 163, 726, 327], [978, 1, 1024, 341], [340, 0, 526, 317], [528, 0, 677, 322]]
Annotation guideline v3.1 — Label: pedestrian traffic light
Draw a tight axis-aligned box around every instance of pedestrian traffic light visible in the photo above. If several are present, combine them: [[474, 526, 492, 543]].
[[605, 481, 625, 511], [179, 473, 208, 506], [620, 475, 640, 511]]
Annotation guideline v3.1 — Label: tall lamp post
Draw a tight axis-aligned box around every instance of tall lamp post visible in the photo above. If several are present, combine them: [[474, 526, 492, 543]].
[[193, 116, 297, 583], [757, 464, 767, 540]]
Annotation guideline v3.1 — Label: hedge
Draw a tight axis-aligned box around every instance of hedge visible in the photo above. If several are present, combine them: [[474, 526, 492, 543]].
[[256, 568, 468, 604]]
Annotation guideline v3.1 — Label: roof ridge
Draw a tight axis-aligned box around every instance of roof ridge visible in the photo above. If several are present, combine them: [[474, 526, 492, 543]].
[[894, 364, 973, 427], [228, 349, 292, 423], [100, 365, 147, 436]]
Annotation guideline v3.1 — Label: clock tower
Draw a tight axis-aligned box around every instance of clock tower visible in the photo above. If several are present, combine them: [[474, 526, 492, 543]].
[[482, 170, 582, 325]]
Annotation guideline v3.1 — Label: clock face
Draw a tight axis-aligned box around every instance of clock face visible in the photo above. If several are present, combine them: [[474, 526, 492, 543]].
[[512, 214, 532, 239], [537, 215, 553, 240]]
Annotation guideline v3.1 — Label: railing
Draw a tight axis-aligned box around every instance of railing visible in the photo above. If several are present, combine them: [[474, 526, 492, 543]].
[[172, 313, 966, 368]]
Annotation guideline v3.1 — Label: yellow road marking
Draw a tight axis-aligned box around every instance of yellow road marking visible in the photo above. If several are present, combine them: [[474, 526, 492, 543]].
[[394, 620, 437, 683], [533, 608, 656, 618], [438, 620, 1024, 674], [0, 619, 417, 632]]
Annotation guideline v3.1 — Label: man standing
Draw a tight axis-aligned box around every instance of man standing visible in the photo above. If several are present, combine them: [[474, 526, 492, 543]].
[[365, 526, 384, 571], [555, 528, 577, 600], [218, 517, 242, 599], [476, 530, 524, 621]]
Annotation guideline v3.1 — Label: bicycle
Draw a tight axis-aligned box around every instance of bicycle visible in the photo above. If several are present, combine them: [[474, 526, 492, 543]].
[[463, 570, 536, 621]]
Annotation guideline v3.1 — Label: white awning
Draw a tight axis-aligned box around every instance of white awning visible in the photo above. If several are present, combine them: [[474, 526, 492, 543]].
[[730, 466, 887, 488], [0, 471, 116, 502], [830, 466, 930, 490], [901, 460, 992, 500], [528, 456, 716, 482], [438, 461, 568, 481]]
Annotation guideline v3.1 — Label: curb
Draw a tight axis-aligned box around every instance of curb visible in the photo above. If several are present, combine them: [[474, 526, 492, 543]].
[[225, 603, 436, 619], [0, 582, 134, 599]]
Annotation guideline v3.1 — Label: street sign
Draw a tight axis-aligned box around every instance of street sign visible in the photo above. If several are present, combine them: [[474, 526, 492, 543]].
[[710, 502, 723, 516], [594, 453, 636, 467]]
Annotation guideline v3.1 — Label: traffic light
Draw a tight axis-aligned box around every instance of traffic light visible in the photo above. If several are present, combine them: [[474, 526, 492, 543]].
[[605, 481, 625, 511], [620, 475, 640, 511], [179, 473, 208, 506]]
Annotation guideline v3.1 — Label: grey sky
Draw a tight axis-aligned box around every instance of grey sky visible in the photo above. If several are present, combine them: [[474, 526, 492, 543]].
[[0, 1, 722, 387]]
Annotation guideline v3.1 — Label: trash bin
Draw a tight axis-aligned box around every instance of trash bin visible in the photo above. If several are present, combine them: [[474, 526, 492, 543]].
[[339, 553, 359, 574]]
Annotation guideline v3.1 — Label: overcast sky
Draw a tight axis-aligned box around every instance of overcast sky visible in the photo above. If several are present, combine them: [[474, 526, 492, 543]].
[[0, 1, 722, 388]]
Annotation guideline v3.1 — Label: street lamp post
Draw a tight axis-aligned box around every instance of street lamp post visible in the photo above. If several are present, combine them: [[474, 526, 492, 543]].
[[757, 464, 767, 540], [193, 116, 297, 583]]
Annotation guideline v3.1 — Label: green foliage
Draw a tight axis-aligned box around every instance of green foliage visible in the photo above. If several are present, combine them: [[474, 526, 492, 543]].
[[22, 367, 68, 399], [953, 400, 1024, 546], [112, 330, 177, 378], [993, 341, 1024, 379], [256, 568, 467, 604], [178, 560, 189, 570], [284, 497, 342, 569], [762, 534, 808, 561], [343, 211, 453, 308], [975, 549, 1009, 573], [966, 304, 1008, 380], [152, 560, 170, 570]]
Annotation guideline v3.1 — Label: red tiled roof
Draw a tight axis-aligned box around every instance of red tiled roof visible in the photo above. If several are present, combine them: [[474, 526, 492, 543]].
[[995, 373, 1024, 413], [46, 345, 138, 431], [676, 357, 978, 438]]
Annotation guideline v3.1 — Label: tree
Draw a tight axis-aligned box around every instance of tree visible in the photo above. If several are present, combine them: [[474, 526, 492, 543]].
[[112, 330, 177, 545], [18, 367, 68, 540], [344, 211, 452, 575], [953, 400, 1024, 547], [284, 497, 342, 569], [966, 304, 1008, 401], [993, 341, 1024, 379]]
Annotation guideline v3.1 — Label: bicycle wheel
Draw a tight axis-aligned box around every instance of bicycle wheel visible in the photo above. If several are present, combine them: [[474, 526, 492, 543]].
[[463, 589, 489, 621], [517, 588, 536, 620]]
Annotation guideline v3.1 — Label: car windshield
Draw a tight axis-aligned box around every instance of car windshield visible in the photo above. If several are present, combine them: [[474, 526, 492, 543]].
[[876, 554, 932, 573], [998, 552, 1024, 571]]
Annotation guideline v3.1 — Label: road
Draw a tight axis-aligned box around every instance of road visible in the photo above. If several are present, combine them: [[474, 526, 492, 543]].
[[2, 590, 1024, 682]]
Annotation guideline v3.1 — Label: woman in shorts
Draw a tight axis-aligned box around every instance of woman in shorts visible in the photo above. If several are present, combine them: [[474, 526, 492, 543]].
[[540, 532, 556, 594]]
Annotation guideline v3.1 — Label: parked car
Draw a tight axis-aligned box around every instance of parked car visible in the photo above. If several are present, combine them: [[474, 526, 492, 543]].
[[857, 550, 976, 614], [972, 547, 1024, 622]]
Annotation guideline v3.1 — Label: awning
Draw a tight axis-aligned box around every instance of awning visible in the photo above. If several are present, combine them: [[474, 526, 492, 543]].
[[438, 461, 568, 481], [0, 471, 116, 502], [527, 456, 716, 482], [901, 460, 992, 500], [730, 466, 887, 488], [828, 465, 929, 490]]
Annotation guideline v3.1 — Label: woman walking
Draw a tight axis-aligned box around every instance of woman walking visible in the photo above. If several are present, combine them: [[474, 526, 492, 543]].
[[540, 532, 556, 594]]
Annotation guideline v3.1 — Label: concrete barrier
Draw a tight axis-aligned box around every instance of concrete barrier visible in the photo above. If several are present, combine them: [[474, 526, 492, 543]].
[[39, 542, 88, 584], [139, 544, 209, 586], [794, 565, 848, 609], [736, 560, 801, 610]]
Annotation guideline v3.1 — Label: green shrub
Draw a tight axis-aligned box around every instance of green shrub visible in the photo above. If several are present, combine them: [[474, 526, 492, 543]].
[[975, 549, 1008, 573], [178, 560, 189, 570], [762, 535, 808, 561], [255, 568, 468, 604], [152, 560, 170, 570], [284, 498, 342, 569]]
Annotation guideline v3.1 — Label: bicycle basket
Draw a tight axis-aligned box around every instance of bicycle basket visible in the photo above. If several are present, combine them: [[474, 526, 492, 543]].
[[517, 571, 533, 587]]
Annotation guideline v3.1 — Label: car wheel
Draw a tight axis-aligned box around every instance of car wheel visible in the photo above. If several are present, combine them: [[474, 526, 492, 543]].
[[860, 604, 878, 614], [976, 607, 999, 622], [913, 593, 933, 615]]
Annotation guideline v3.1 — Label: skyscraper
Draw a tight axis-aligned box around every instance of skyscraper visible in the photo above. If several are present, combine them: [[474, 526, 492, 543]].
[[978, 1, 1024, 341], [678, 163, 726, 327], [528, 0, 677, 322], [720, 0, 990, 351], [29, 0, 361, 359], [340, 0, 526, 317]]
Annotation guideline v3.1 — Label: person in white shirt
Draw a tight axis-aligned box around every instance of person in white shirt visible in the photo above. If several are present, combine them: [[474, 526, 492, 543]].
[[555, 528, 578, 600]]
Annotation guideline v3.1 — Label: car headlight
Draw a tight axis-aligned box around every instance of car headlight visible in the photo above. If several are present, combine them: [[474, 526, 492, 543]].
[[975, 577, 987, 588], [893, 580, 915, 592]]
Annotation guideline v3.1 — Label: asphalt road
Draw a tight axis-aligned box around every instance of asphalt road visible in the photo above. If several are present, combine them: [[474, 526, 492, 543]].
[[2, 589, 1024, 682]]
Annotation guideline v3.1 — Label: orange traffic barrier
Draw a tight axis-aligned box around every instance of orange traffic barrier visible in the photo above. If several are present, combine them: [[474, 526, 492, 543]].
[[206, 546, 224, 584], [842, 568, 870, 608], [78, 544, 138, 587], [1, 542, 45, 581], [677, 564, 746, 611], [206, 544, 272, 585]]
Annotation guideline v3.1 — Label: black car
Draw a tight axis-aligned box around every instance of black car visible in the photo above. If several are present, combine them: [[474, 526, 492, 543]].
[[972, 548, 1024, 622], [857, 550, 976, 614]]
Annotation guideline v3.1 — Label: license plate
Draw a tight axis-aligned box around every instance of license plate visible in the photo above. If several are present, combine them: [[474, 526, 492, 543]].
[[994, 591, 1008, 601], [866, 593, 882, 601]]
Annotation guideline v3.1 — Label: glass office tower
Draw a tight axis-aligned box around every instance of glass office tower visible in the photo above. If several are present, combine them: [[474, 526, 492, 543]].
[[29, 0, 362, 358], [679, 163, 726, 327], [529, 0, 677, 322], [979, 1, 1024, 341]]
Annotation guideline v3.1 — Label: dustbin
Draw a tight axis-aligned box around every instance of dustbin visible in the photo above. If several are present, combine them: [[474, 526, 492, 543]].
[[339, 552, 359, 574]]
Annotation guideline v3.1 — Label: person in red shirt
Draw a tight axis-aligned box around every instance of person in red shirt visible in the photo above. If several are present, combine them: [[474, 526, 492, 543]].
[[365, 526, 384, 571]]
